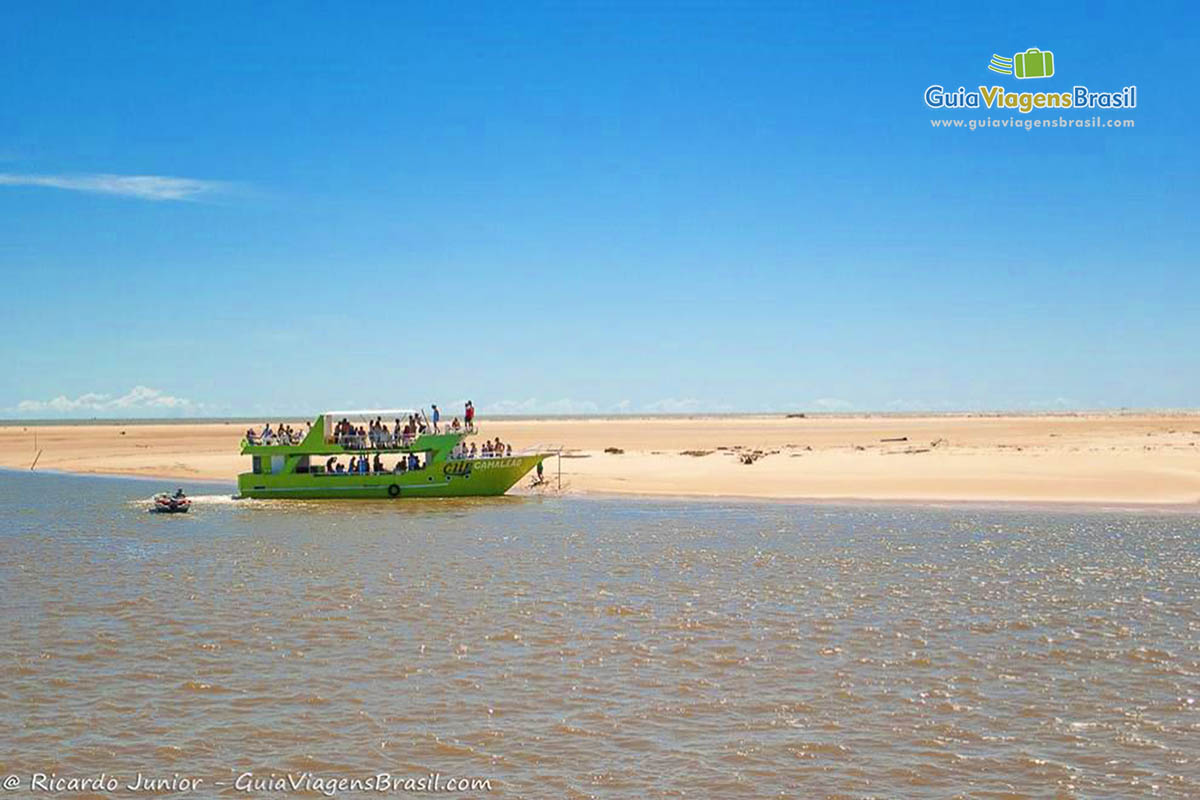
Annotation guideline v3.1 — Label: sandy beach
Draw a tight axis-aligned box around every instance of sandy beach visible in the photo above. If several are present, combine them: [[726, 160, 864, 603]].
[[2, 413, 1199, 506]]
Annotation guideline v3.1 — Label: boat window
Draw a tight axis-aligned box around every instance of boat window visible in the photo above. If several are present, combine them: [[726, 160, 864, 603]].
[[252, 456, 263, 474], [271, 455, 285, 474], [294, 455, 311, 474]]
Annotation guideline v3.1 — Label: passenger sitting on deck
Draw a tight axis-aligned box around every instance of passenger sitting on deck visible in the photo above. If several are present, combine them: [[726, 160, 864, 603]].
[[261, 423, 274, 443], [506, 444, 513, 456], [469, 442, 477, 459], [372, 454, 383, 472], [451, 417, 461, 431], [408, 453, 419, 471], [395, 457, 406, 473], [246, 427, 259, 444], [326, 456, 336, 472], [349, 456, 358, 473], [481, 442, 492, 458], [336, 462, 345, 473]]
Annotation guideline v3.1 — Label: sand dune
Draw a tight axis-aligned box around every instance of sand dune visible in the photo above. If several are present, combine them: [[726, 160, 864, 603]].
[[2, 414, 1199, 505]]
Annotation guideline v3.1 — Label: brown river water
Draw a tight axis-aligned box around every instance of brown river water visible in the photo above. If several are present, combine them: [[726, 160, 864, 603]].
[[0, 470, 1197, 798]]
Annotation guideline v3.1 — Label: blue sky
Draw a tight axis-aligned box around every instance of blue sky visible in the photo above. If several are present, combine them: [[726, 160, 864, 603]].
[[1, 1, 1197, 417]]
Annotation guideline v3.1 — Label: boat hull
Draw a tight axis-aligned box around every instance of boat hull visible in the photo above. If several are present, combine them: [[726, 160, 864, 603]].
[[237, 454, 545, 499]]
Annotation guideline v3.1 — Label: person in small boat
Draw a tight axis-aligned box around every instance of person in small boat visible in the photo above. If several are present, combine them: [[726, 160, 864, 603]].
[[173, 488, 186, 499]]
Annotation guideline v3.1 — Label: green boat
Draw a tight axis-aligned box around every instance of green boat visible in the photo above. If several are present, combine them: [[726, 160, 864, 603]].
[[237, 410, 551, 499]]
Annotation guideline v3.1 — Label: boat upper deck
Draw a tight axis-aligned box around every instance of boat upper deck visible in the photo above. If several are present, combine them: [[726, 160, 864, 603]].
[[240, 410, 474, 456]]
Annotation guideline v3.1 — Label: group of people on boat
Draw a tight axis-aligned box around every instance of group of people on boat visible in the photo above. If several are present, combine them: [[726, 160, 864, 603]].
[[333, 415, 428, 449], [246, 421, 309, 446], [324, 453, 426, 475], [450, 437, 512, 460], [430, 401, 475, 433], [247, 402, 485, 452]]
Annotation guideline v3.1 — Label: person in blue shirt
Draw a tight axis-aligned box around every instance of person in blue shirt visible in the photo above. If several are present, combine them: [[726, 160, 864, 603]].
[[431, 404, 440, 432]]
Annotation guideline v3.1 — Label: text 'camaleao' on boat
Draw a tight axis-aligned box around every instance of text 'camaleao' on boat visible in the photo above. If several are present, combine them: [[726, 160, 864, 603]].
[[237, 409, 554, 499]]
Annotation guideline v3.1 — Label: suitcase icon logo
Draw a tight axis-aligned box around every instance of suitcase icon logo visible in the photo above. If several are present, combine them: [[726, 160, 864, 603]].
[[988, 48, 1055, 79]]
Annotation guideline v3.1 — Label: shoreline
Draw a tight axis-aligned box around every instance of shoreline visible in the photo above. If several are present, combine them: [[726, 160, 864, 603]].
[[6, 466, 1200, 514], [3, 413, 1198, 508]]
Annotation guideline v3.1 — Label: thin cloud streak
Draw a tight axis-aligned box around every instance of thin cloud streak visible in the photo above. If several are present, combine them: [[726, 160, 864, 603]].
[[0, 172, 228, 201]]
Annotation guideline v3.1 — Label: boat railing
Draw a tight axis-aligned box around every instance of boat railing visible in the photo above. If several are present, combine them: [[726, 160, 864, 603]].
[[245, 423, 483, 450], [330, 424, 478, 450], [445, 443, 562, 461], [244, 432, 307, 447]]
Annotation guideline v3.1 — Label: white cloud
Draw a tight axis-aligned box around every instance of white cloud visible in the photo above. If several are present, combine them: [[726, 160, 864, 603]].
[[0, 172, 228, 201], [484, 397, 714, 415], [812, 397, 854, 411], [10, 386, 201, 417], [641, 397, 702, 413], [484, 397, 603, 415]]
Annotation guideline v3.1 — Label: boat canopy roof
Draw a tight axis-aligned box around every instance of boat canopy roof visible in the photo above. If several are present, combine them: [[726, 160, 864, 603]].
[[322, 409, 422, 420]]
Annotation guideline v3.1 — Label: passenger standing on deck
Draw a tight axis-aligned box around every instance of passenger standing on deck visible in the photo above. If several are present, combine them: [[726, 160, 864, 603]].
[[465, 401, 474, 431], [431, 404, 440, 433]]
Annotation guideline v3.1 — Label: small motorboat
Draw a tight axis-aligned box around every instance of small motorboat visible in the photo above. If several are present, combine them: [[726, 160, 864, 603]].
[[151, 491, 191, 514]]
